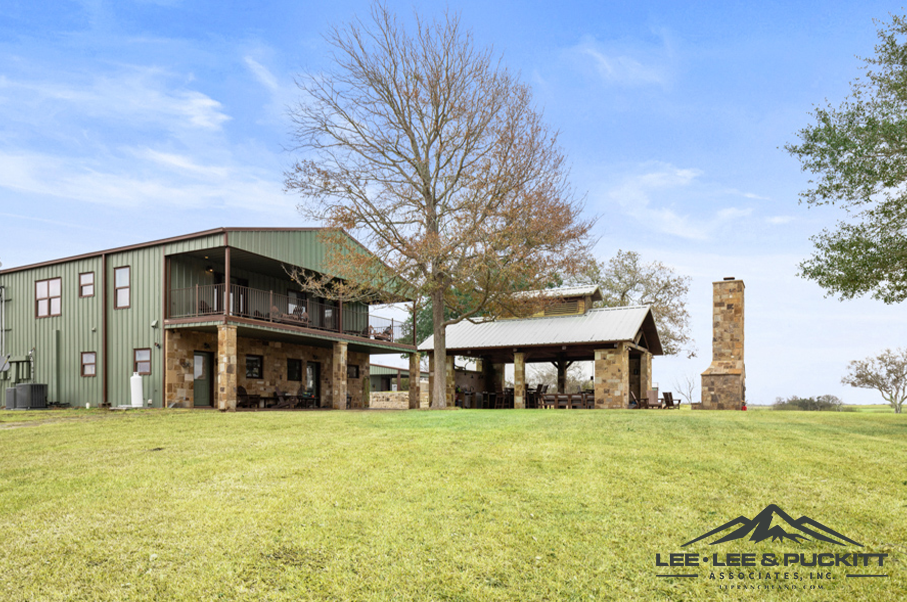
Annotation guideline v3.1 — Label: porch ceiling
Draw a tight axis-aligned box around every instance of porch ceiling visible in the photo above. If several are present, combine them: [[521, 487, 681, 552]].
[[165, 317, 413, 356], [171, 247, 298, 281]]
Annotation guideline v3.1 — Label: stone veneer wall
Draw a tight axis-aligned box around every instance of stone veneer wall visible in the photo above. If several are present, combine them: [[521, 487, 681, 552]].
[[594, 343, 629, 408], [699, 279, 745, 410], [370, 390, 429, 409], [166, 328, 369, 409], [164, 329, 217, 408], [237, 338, 369, 408]]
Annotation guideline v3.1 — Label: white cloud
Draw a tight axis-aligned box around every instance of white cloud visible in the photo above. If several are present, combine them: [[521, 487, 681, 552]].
[[606, 163, 752, 240], [244, 56, 280, 92], [767, 215, 795, 224], [566, 34, 674, 87], [0, 150, 285, 212], [0, 68, 230, 132]]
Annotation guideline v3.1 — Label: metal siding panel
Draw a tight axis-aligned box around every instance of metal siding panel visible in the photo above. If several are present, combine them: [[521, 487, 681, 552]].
[[0, 257, 104, 405], [108, 246, 164, 407], [165, 234, 224, 255], [229, 230, 327, 274]]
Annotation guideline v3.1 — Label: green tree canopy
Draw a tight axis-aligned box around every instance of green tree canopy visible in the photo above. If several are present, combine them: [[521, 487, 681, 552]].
[[786, 14, 907, 303]]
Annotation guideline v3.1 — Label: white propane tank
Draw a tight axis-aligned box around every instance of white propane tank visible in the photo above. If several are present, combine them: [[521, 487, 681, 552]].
[[130, 372, 144, 408]]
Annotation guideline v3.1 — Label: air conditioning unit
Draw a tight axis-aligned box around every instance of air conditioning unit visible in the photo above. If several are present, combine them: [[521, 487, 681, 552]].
[[15, 384, 48, 409], [5, 387, 15, 410]]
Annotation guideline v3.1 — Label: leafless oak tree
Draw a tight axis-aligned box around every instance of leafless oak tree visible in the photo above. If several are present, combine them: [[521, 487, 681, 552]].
[[285, 3, 594, 408]]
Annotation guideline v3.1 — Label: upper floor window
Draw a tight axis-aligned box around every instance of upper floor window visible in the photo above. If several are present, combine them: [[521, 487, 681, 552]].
[[114, 266, 130, 309], [79, 272, 95, 297], [36, 277, 62, 318]]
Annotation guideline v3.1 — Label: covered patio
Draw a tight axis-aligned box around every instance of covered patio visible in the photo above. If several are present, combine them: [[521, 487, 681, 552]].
[[418, 305, 663, 409]]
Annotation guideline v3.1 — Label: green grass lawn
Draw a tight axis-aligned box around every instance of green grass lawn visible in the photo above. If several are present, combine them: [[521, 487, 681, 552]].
[[0, 408, 903, 601]]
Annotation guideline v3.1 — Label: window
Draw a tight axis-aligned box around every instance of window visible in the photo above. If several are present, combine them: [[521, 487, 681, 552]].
[[287, 358, 303, 381], [246, 355, 263, 379], [79, 272, 94, 298], [347, 364, 360, 379], [81, 352, 96, 377], [134, 348, 151, 375], [114, 266, 130, 309], [35, 277, 62, 318]]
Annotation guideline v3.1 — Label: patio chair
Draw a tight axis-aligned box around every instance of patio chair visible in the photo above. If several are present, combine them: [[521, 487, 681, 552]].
[[582, 392, 596, 409], [662, 391, 681, 409], [556, 394, 570, 409], [646, 390, 665, 409], [568, 393, 584, 409], [236, 386, 261, 409], [629, 390, 641, 409]]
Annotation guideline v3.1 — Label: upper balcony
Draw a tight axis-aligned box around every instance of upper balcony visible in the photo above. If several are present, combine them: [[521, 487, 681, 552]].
[[167, 283, 410, 346]]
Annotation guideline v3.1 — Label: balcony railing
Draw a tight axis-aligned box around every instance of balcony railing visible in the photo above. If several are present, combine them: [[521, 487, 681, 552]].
[[168, 284, 409, 345]]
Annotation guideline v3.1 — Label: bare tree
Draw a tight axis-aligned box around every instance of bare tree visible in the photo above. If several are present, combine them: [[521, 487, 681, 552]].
[[286, 3, 594, 408], [578, 250, 694, 358], [842, 348, 907, 413], [672, 374, 697, 405]]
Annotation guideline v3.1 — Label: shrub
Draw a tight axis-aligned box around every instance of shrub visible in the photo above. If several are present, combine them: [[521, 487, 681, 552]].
[[772, 395, 843, 411]]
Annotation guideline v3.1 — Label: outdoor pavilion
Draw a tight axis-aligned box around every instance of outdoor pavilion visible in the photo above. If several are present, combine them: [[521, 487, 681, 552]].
[[418, 292, 664, 409]]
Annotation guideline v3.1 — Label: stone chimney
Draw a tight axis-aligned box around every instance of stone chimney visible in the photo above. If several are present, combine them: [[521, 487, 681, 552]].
[[699, 277, 745, 410]]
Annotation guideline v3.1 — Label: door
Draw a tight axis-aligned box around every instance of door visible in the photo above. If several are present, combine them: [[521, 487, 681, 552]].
[[306, 362, 320, 407], [193, 351, 213, 407]]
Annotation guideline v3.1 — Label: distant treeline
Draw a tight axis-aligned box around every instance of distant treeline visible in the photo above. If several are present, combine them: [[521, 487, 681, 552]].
[[772, 395, 847, 411]]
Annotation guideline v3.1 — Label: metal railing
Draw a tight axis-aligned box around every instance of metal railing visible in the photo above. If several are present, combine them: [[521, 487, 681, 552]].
[[168, 284, 408, 345]]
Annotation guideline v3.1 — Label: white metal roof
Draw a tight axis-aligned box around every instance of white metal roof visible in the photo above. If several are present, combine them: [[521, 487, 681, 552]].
[[514, 284, 603, 299], [418, 305, 659, 352]]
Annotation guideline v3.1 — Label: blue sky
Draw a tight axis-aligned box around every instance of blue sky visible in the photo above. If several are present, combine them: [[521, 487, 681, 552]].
[[2, 0, 905, 404]]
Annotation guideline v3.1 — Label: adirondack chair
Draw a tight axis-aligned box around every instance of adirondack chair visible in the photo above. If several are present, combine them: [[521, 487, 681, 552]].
[[646, 389, 665, 409], [662, 391, 681, 409], [236, 385, 260, 409], [629, 391, 642, 409]]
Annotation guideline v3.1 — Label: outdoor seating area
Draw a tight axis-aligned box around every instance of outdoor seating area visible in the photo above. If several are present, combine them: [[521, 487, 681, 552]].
[[455, 385, 598, 409], [236, 385, 320, 409], [629, 390, 682, 409]]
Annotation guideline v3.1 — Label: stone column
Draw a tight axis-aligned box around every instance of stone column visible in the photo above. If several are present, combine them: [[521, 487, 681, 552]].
[[331, 341, 348, 410], [445, 354, 456, 408], [408, 352, 421, 409], [216, 324, 238, 411], [491, 363, 505, 391], [594, 343, 629, 409], [640, 350, 652, 398], [513, 352, 526, 409], [700, 278, 746, 410]]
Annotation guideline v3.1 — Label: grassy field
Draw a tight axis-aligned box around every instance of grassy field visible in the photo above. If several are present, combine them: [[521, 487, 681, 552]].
[[0, 408, 903, 601]]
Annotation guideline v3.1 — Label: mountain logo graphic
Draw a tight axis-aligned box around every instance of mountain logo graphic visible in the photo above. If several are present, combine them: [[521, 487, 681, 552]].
[[682, 504, 863, 547]]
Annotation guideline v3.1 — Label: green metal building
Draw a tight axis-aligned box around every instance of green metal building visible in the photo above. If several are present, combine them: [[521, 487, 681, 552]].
[[0, 228, 418, 410]]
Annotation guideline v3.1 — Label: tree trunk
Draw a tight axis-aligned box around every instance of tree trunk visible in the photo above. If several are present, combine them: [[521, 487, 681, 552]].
[[431, 289, 447, 409]]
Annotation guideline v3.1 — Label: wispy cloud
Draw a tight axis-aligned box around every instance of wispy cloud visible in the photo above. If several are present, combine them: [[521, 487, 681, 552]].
[[0, 67, 230, 133], [565, 33, 675, 87], [244, 56, 280, 92], [0, 150, 285, 212], [606, 163, 752, 240], [767, 215, 795, 224]]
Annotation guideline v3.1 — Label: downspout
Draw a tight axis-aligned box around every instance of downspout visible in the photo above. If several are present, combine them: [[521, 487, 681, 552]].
[[102, 252, 108, 407]]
